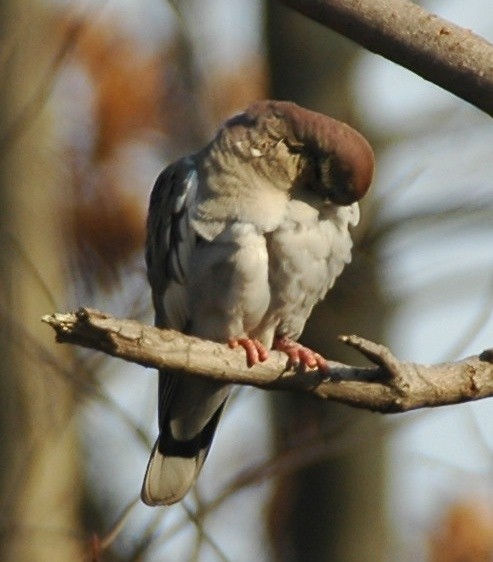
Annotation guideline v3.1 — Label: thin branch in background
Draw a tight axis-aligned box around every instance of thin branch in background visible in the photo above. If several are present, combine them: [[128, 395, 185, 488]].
[[442, 274, 493, 361], [0, 2, 107, 153], [463, 406, 493, 467], [127, 509, 168, 562], [40, 308, 493, 556], [189, 482, 208, 560], [279, 0, 493, 116], [142, 413, 376, 556], [86, 391, 153, 451], [0, 5, 28, 72], [0, 303, 152, 450], [98, 497, 140, 551], [161, 0, 215, 151], [181, 502, 233, 562], [1, 229, 60, 311], [214, 416, 369, 499]]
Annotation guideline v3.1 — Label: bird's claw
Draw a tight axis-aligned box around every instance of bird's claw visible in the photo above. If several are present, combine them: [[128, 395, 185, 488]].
[[228, 338, 269, 367], [274, 336, 329, 373]]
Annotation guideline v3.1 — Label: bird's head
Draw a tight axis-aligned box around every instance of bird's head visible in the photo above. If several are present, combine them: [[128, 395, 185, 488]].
[[240, 100, 375, 206]]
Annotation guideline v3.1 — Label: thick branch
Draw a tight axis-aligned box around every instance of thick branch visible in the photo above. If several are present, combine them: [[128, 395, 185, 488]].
[[279, 0, 493, 116], [42, 308, 493, 414]]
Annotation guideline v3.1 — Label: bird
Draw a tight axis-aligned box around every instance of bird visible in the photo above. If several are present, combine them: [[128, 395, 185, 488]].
[[141, 100, 374, 506]]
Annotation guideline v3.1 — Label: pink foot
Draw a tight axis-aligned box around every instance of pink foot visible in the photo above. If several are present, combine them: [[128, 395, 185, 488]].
[[228, 338, 269, 367], [274, 336, 329, 373]]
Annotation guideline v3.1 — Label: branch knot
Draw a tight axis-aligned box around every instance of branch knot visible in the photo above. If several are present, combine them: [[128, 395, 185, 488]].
[[42, 309, 493, 414]]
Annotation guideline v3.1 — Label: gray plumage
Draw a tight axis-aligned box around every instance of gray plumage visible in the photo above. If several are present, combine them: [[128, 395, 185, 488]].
[[142, 100, 374, 506]]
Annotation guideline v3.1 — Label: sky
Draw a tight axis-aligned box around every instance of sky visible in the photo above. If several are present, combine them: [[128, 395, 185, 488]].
[[48, 0, 493, 559], [354, 2, 493, 557]]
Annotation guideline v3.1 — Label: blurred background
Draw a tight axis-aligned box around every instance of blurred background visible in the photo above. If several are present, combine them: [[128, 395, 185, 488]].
[[1, 0, 493, 560]]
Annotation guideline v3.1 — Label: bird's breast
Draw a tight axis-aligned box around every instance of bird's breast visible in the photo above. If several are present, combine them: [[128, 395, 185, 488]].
[[264, 200, 356, 339]]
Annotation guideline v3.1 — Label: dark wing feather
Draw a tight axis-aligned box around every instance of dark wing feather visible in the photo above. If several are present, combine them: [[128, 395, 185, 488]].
[[146, 156, 198, 431], [145, 156, 198, 329]]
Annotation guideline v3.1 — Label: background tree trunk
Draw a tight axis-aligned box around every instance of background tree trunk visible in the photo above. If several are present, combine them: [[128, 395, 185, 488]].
[[264, 2, 388, 560], [0, 2, 84, 560]]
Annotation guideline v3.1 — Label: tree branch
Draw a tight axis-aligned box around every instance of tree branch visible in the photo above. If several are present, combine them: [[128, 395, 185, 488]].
[[42, 308, 493, 414], [278, 0, 493, 116]]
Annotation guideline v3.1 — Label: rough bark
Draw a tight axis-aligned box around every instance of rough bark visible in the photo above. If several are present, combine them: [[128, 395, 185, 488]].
[[43, 309, 493, 414], [278, 0, 493, 116]]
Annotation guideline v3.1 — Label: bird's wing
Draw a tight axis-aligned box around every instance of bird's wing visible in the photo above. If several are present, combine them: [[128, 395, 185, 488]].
[[143, 156, 236, 506], [145, 156, 198, 330]]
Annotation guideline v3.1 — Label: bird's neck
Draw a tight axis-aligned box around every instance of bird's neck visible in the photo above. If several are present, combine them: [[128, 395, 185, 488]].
[[192, 147, 291, 236]]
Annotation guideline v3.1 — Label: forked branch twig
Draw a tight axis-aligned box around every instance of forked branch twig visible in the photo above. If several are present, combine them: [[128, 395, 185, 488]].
[[42, 308, 493, 414]]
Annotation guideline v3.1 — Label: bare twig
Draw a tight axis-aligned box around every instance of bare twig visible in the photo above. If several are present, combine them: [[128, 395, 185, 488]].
[[98, 497, 140, 551], [0, 4, 106, 152], [278, 0, 493, 116], [42, 308, 493, 414]]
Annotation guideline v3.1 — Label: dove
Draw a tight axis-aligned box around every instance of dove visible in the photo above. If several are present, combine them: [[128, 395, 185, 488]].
[[142, 100, 374, 505]]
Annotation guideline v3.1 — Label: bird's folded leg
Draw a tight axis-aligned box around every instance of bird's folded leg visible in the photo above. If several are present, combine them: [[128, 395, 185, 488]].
[[274, 336, 329, 373], [228, 338, 270, 367]]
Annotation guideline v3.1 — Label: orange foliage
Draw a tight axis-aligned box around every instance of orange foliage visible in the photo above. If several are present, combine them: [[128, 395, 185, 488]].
[[68, 176, 146, 291], [57, 14, 164, 158], [54, 9, 266, 291], [72, 25, 163, 160], [55, 14, 163, 288], [429, 500, 493, 562], [209, 56, 268, 122]]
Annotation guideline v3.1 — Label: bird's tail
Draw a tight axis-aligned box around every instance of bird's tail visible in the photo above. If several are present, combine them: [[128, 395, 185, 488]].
[[141, 400, 226, 506], [141, 441, 204, 506]]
